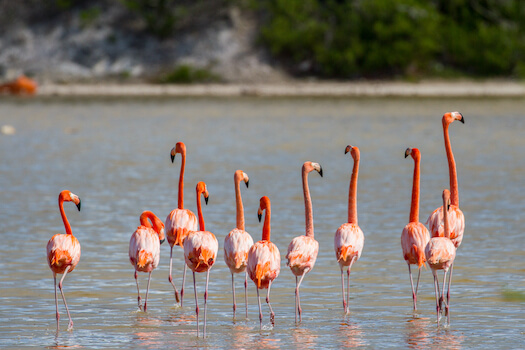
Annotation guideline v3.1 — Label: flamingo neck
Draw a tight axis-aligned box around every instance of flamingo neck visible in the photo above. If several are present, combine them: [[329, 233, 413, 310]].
[[59, 197, 72, 235], [303, 168, 314, 238], [348, 157, 359, 224], [139, 211, 155, 229], [262, 207, 271, 241], [196, 192, 205, 231], [409, 154, 421, 223], [443, 201, 450, 239], [178, 152, 186, 209], [235, 177, 245, 231], [443, 122, 459, 206]]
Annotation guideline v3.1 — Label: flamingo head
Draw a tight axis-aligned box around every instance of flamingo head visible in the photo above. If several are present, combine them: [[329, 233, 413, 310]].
[[404, 147, 420, 161], [442, 189, 451, 212], [170, 141, 186, 163], [443, 111, 465, 126], [196, 181, 209, 205], [59, 190, 81, 211], [235, 170, 250, 188], [345, 145, 360, 162], [258, 196, 270, 222], [303, 161, 323, 177]]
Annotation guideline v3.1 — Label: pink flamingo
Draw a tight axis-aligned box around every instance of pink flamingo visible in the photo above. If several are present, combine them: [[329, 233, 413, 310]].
[[425, 189, 456, 326], [223, 170, 254, 318], [129, 211, 166, 312], [165, 142, 198, 305], [286, 161, 322, 323], [247, 196, 281, 328], [401, 148, 430, 311], [183, 181, 218, 338], [334, 145, 365, 314], [46, 190, 81, 331], [426, 111, 465, 313]]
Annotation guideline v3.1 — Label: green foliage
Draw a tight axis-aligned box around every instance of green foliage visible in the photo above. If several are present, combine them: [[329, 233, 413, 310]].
[[123, 0, 177, 39], [257, 0, 525, 79], [79, 7, 100, 27], [159, 65, 222, 84]]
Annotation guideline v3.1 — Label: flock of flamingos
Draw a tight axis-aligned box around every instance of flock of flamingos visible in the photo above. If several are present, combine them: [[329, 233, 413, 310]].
[[45, 111, 465, 337]]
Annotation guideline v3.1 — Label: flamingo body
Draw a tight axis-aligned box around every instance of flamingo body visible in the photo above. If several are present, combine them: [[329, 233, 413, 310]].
[[165, 209, 198, 247], [184, 231, 218, 273], [286, 235, 319, 276], [426, 206, 464, 247], [129, 226, 161, 273], [224, 228, 254, 274], [425, 237, 456, 271], [334, 223, 364, 268], [248, 241, 281, 289], [401, 222, 430, 267], [47, 234, 81, 275]]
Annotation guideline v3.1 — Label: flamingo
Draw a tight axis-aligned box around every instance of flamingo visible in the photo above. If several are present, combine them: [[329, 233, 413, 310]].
[[183, 181, 218, 338], [286, 161, 322, 323], [0, 75, 37, 95], [129, 211, 166, 312], [247, 196, 281, 328], [223, 170, 254, 318], [46, 190, 81, 331], [425, 189, 456, 326], [165, 142, 198, 306], [334, 145, 365, 314], [426, 111, 465, 314], [401, 148, 430, 311]]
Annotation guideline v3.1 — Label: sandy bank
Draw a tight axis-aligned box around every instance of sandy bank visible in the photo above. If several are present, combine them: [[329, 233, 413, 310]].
[[29, 80, 525, 98]]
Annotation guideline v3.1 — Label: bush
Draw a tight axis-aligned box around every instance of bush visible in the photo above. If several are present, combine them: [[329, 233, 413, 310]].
[[158, 65, 222, 84]]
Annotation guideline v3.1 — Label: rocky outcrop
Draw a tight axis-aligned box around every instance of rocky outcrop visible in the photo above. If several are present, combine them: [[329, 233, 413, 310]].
[[0, 1, 287, 84]]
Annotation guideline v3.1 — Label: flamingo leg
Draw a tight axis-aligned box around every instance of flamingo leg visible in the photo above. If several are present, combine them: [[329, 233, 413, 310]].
[[256, 287, 262, 329], [181, 264, 187, 307], [407, 263, 417, 311], [445, 264, 454, 322], [58, 266, 73, 331], [432, 270, 440, 325], [144, 271, 152, 312], [54, 273, 60, 331], [231, 273, 236, 317], [295, 276, 298, 323], [134, 270, 142, 311], [193, 271, 199, 337], [266, 281, 275, 325], [244, 270, 249, 319], [340, 267, 347, 313], [415, 268, 422, 296], [346, 256, 356, 314], [296, 271, 307, 323], [168, 246, 180, 304], [204, 269, 210, 338], [441, 270, 449, 317]]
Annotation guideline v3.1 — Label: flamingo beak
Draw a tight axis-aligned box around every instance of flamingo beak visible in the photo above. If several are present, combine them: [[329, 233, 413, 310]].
[[258, 212, 262, 222], [345, 145, 352, 154], [160, 238, 165, 245], [76, 200, 81, 211], [318, 166, 323, 177], [459, 113, 465, 124], [405, 148, 411, 158], [205, 196, 209, 205], [171, 154, 175, 163], [245, 180, 249, 188]]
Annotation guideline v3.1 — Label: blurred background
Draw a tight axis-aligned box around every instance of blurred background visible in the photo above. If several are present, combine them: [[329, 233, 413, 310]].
[[1, 0, 525, 84]]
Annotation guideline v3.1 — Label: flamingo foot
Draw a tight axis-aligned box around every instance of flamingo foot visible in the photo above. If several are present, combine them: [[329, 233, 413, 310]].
[[67, 320, 74, 331]]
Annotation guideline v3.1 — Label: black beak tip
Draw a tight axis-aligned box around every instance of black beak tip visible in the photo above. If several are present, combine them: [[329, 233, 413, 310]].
[[205, 196, 209, 205], [404, 148, 410, 158], [258, 213, 262, 222], [245, 180, 249, 188], [460, 115, 465, 124], [170, 154, 175, 163], [344, 149, 349, 154], [319, 168, 323, 177], [160, 239, 165, 245], [76, 201, 81, 211]]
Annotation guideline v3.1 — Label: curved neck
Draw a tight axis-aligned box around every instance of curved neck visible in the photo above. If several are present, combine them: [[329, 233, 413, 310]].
[[303, 168, 314, 238], [234, 175, 245, 230], [178, 152, 186, 209], [348, 156, 359, 224], [59, 197, 72, 235], [409, 154, 421, 223], [196, 191, 205, 231], [262, 207, 271, 241], [443, 122, 459, 206]]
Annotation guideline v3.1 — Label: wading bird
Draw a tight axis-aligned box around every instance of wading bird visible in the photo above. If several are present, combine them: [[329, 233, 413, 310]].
[[224, 170, 254, 318], [334, 145, 365, 314], [46, 190, 81, 331], [401, 148, 430, 311], [286, 161, 322, 323], [248, 196, 281, 328], [165, 142, 198, 305], [129, 211, 165, 312], [426, 112, 465, 314], [184, 182, 218, 338], [425, 189, 456, 326]]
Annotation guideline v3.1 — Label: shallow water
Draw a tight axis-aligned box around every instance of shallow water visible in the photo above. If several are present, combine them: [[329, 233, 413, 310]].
[[0, 96, 524, 349]]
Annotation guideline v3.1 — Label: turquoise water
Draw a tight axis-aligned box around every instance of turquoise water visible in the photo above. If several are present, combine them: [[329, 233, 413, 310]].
[[0, 96, 523, 349]]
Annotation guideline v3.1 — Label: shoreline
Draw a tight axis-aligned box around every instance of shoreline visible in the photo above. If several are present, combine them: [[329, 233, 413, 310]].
[[9, 80, 525, 98]]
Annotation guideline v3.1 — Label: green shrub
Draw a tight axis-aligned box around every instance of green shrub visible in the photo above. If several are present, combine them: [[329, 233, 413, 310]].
[[159, 65, 222, 84]]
